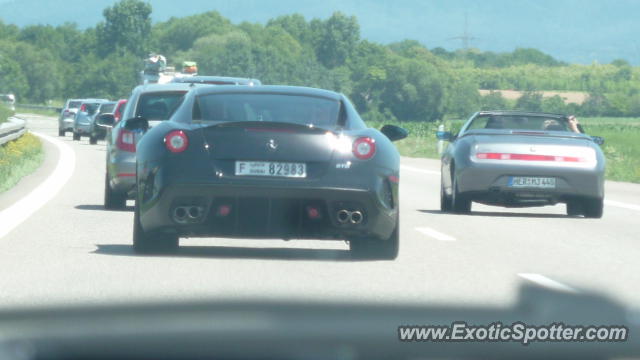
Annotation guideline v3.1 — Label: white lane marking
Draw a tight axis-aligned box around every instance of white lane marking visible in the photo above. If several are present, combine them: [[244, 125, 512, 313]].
[[604, 200, 640, 212], [0, 132, 76, 239], [400, 165, 440, 175], [518, 273, 577, 293], [415, 227, 456, 241]]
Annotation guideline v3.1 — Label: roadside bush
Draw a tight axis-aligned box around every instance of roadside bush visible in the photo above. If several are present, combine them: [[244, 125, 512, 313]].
[[0, 104, 13, 123], [0, 132, 43, 193], [541, 95, 568, 114], [514, 91, 543, 111], [479, 91, 510, 111]]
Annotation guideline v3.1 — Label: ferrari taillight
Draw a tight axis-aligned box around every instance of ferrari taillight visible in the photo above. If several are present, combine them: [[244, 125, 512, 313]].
[[116, 130, 136, 152], [164, 130, 189, 153], [475, 152, 586, 162], [352, 137, 376, 160]]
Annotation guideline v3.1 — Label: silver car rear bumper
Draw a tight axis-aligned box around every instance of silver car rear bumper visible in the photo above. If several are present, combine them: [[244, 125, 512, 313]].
[[108, 153, 137, 196], [60, 118, 75, 131], [457, 161, 604, 200]]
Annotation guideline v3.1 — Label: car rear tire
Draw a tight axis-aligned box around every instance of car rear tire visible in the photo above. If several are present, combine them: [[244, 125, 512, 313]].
[[104, 172, 127, 210], [349, 215, 399, 260], [58, 129, 65, 137], [452, 175, 471, 214], [89, 135, 97, 145], [440, 179, 452, 212], [133, 201, 179, 254], [566, 200, 583, 216], [72, 132, 80, 141], [583, 198, 604, 219]]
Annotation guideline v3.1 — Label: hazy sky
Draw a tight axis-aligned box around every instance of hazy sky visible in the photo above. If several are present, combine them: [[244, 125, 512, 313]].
[[1, 0, 638, 64]]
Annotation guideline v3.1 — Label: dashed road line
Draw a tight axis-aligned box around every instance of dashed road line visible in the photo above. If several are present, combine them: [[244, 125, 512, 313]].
[[415, 227, 456, 241]]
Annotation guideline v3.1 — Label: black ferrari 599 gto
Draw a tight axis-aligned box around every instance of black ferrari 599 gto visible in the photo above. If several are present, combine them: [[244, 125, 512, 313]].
[[131, 85, 407, 259]]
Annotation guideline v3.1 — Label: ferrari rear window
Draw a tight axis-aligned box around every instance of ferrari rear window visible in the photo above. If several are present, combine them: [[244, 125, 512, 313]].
[[467, 115, 570, 132], [196, 94, 340, 127]]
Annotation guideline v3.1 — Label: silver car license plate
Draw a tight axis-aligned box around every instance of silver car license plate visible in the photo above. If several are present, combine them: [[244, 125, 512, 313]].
[[508, 176, 556, 188], [235, 161, 307, 178]]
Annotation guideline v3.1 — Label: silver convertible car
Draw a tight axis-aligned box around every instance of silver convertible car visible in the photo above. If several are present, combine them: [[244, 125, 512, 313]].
[[438, 111, 605, 218]]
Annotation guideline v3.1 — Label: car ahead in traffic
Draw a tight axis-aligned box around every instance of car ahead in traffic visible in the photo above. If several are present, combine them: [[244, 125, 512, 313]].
[[96, 83, 194, 210], [128, 85, 408, 258], [87, 101, 117, 144], [171, 75, 261, 86], [72, 99, 108, 140], [58, 98, 84, 136], [438, 111, 605, 218]]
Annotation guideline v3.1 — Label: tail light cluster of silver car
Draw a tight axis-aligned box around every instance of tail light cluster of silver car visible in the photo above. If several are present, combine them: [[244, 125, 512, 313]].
[[116, 130, 136, 152]]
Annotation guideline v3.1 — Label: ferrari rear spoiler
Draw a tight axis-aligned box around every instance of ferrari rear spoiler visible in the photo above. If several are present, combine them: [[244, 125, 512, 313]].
[[195, 120, 334, 135]]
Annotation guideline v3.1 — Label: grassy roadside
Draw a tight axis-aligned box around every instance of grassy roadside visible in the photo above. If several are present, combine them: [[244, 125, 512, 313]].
[[367, 117, 640, 183], [0, 133, 44, 193], [0, 105, 44, 193]]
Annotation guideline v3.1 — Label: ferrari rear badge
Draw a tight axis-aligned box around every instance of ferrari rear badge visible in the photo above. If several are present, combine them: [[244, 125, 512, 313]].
[[267, 139, 278, 151]]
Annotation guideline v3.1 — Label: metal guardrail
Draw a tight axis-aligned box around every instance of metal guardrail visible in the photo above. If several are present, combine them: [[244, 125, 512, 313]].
[[0, 103, 59, 146], [0, 117, 27, 146], [16, 104, 60, 111]]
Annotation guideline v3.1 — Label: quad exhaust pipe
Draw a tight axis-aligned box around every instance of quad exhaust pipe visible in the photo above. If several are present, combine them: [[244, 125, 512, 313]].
[[350, 211, 363, 224], [173, 206, 205, 223], [187, 206, 202, 219], [336, 209, 364, 225]]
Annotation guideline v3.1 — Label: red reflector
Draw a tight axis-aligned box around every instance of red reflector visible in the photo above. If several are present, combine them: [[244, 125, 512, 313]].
[[306, 206, 321, 219], [116, 130, 136, 152], [388, 175, 400, 183], [476, 152, 584, 162], [217, 205, 231, 217], [117, 173, 136, 177]]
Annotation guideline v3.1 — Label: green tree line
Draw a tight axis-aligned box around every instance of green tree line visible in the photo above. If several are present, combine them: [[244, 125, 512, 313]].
[[1, 0, 640, 121]]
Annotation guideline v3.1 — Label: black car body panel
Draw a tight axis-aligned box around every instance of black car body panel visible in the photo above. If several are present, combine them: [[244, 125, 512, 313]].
[[135, 86, 401, 242]]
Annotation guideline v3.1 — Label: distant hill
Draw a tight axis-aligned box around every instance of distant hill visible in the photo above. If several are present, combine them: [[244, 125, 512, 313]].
[[1, 0, 639, 65]]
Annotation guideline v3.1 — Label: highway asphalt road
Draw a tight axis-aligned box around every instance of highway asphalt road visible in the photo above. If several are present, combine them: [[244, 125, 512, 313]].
[[0, 114, 638, 310]]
